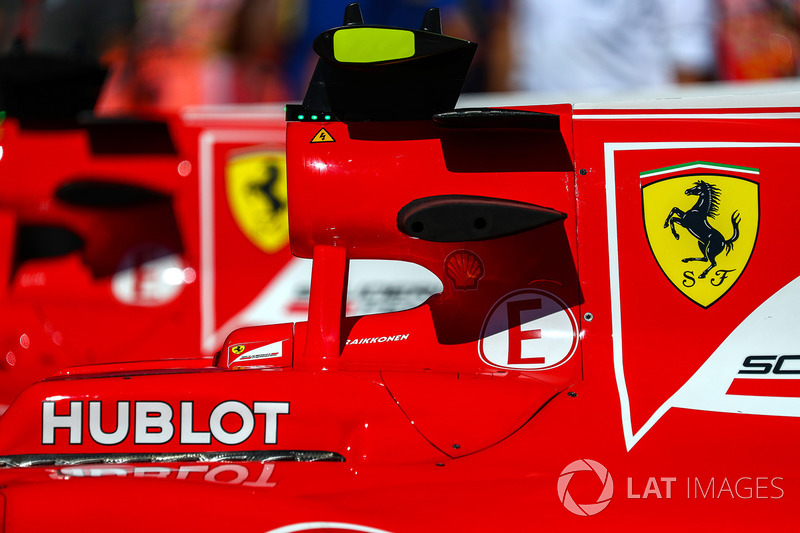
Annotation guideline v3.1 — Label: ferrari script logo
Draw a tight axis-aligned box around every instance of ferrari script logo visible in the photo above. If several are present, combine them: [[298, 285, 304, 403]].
[[642, 163, 759, 308], [225, 151, 289, 253]]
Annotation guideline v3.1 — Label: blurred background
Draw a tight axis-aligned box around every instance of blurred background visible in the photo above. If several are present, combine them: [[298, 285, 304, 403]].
[[2, 0, 800, 112]]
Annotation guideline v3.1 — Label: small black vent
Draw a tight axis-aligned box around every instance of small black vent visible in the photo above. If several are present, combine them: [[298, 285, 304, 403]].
[[55, 180, 171, 208], [398, 195, 566, 242], [16, 225, 84, 262]]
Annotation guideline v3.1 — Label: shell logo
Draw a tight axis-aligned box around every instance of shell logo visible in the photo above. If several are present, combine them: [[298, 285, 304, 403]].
[[444, 250, 484, 290], [557, 459, 614, 516]]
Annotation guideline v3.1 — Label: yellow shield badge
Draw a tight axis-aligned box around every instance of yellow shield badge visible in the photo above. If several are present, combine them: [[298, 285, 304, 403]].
[[225, 151, 289, 253], [642, 162, 759, 308]]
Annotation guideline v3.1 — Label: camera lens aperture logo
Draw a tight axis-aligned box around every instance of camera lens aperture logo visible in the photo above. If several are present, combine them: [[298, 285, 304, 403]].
[[558, 459, 614, 516]]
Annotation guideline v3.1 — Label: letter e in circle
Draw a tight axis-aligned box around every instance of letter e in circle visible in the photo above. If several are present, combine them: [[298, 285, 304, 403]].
[[479, 289, 577, 371]]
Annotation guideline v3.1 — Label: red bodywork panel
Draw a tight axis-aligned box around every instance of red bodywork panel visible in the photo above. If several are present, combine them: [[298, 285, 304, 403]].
[[2, 93, 800, 530], [0, 106, 441, 412], [0, 107, 299, 410]]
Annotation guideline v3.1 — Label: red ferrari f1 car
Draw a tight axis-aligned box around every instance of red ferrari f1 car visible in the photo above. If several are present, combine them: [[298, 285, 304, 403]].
[[0, 48, 440, 412], [0, 3, 798, 530]]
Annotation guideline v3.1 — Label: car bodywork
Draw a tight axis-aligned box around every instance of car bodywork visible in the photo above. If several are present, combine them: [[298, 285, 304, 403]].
[[0, 93, 439, 413], [0, 4, 798, 531]]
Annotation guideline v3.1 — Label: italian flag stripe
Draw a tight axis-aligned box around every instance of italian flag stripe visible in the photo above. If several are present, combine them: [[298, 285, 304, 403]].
[[640, 161, 759, 178]]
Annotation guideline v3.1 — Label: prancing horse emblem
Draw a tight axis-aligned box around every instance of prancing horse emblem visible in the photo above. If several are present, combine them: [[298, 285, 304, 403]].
[[225, 151, 289, 253], [663, 180, 741, 279], [641, 163, 759, 308]]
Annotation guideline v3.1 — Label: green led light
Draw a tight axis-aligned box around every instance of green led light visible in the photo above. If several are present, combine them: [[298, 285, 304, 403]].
[[297, 114, 305, 120], [324, 115, 331, 120], [311, 115, 318, 120]]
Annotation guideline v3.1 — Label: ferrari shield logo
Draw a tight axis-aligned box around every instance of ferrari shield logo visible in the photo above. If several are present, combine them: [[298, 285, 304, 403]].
[[642, 162, 759, 308], [225, 151, 289, 253]]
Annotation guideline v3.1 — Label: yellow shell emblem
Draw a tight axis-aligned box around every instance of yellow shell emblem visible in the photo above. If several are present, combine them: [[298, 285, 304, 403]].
[[225, 151, 289, 253], [642, 162, 759, 308]]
